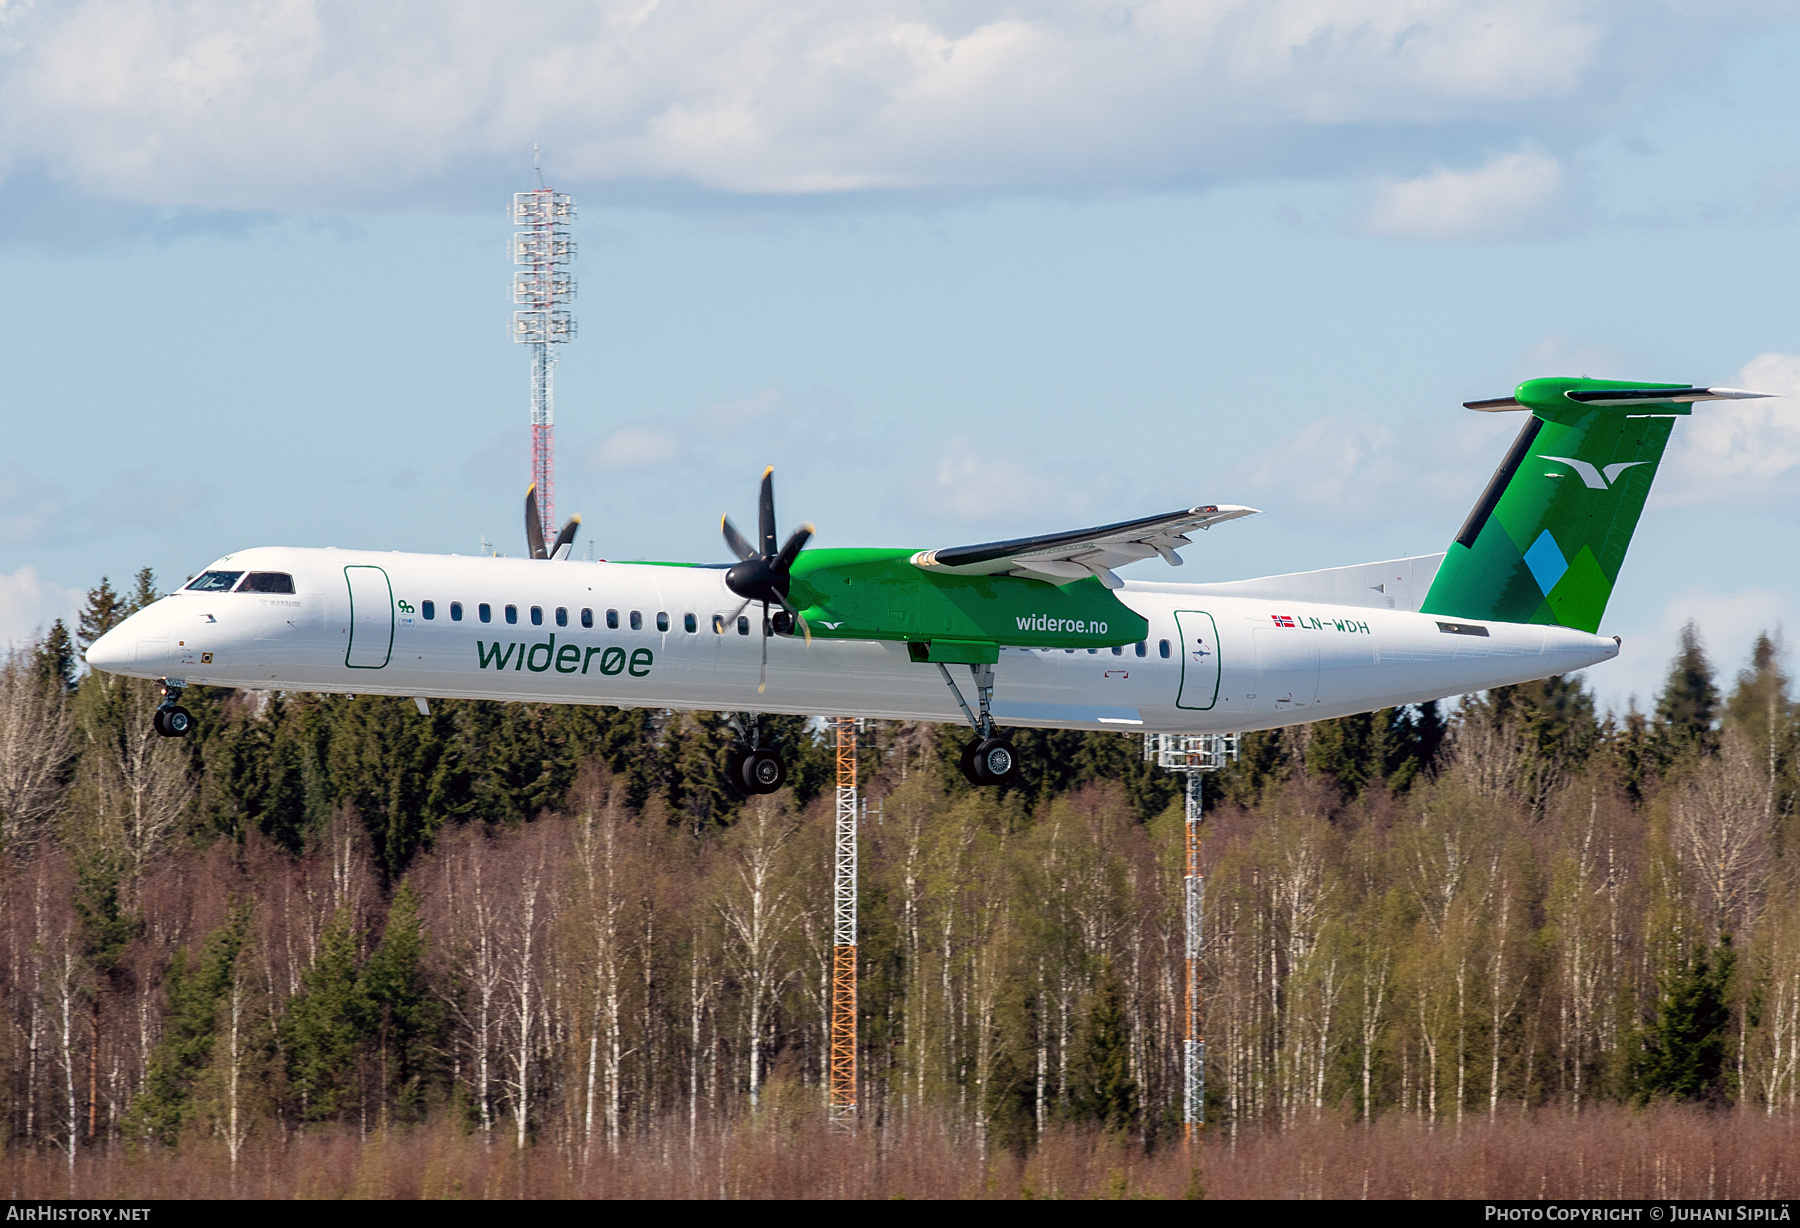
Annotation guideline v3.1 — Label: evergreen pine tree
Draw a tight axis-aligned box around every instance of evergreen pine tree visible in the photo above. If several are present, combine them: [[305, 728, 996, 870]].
[[1066, 960, 1138, 1133], [1656, 621, 1720, 751], [361, 884, 439, 1121], [34, 619, 76, 691], [284, 908, 369, 1123], [77, 578, 125, 652], [128, 901, 251, 1144], [126, 567, 158, 616], [1634, 937, 1736, 1103]]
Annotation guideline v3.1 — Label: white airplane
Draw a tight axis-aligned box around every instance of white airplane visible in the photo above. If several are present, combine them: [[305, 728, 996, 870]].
[[85, 377, 1769, 790]]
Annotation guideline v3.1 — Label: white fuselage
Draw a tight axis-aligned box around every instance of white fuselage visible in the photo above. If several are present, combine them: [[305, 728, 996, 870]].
[[85, 546, 1620, 733]]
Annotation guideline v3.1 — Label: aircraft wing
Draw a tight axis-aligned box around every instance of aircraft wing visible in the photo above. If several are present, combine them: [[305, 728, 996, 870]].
[[910, 505, 1258, 589]]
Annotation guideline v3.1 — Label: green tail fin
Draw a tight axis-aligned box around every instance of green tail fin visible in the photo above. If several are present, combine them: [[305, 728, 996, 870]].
[[1420, 377, 1749, 633]]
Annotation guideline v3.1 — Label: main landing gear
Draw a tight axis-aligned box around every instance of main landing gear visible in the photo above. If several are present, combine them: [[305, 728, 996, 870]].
[[937, 663, 1021, 788], [726, 715, 788, 796], [152, 679, 193, 739]]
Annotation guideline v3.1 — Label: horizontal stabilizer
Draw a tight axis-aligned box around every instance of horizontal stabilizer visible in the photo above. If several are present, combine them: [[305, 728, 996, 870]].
[[1123, 554, 1445, 612], [1465, 386, 1771, 412]]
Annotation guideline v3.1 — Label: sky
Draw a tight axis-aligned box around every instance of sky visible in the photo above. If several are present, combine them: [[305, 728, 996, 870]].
[[2, 0, 1799, 715]]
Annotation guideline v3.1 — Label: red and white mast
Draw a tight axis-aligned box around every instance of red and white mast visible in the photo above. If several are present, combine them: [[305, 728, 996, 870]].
[[512, 148, 576, 544]]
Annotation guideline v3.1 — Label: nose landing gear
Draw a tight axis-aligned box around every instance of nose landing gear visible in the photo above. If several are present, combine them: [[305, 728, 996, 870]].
[[152, 679, 193, 739], [938, 663, 1021, 788]]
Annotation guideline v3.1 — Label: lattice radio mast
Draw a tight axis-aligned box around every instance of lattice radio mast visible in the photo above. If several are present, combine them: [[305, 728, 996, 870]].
[[512, 147, 577, 544], [1145, 733, 1237, 1141], [829, 716, 859, 1127]]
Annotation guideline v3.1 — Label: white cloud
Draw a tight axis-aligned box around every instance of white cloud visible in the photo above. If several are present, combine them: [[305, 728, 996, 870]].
[[0, 565, 83, 650], [1592, 586, 1791, 716], [1656, 352, 1800, 508], [0, 1, 1746, 209], [1225, 410, 1518, 527], [1363, 150, 1567, 241]]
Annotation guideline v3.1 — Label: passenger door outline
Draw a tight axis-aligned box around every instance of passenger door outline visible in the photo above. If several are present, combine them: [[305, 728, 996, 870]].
[[1174, 609, 1221, 710], [344, 566, 394, 669]]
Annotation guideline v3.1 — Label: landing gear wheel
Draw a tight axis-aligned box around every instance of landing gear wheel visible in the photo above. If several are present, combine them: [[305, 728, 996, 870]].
[[725, 748, 748, 796], [155, 705, 193, 739], [959, 738, 984, 787], [971, 736, 1019, 787], [740, 749, 787, 795]]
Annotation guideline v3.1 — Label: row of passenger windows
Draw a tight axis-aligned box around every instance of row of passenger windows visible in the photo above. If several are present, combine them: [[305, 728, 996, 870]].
[[416, 600, 1177, 657], [419, 600, 753, 636]]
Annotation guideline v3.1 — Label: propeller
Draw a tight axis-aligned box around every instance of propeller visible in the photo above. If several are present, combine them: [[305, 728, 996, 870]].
[[721, 467, 813, 693], [525, 483, 581, 561]]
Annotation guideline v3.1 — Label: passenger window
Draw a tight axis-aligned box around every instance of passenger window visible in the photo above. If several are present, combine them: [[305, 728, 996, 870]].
[[236, 572, 295, 594], [581, 608, 593, 629], [479, 603, 492, 623], [712, 614, 725, 634], [185, 571, 243, 592], [422, 600, 435, 620], [656, 612, 669, 632], [505, 605, 518, 625], [684, 613, 697, 633], [1112, 645, 1122, 656], [1159, 639, 1170, 659], [607, 609, 619, 629], [555, 607, 567, 627], [630, 611, 642, 631], [737, 616, 750, 636], [1135, 642, 1146, 658], [1087, 647, 1097, 654], [451, 602, 463, 622], [530, 606, 543, 626]]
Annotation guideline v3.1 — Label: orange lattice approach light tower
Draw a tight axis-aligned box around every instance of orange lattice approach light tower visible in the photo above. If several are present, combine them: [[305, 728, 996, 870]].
[[512, 163, 576, 546], [1144, 733, 1237, 1141], [830, 716, 859, 1126]]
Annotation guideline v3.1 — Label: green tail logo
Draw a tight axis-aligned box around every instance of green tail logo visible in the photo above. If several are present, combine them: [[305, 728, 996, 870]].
[[1420, 377, 1769, 633]]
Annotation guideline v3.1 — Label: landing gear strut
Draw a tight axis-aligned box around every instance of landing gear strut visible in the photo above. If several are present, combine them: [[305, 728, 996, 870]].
[[152, 679, 193, 739], [725, 715, 788, 796], [938, 663, 1020, 788]]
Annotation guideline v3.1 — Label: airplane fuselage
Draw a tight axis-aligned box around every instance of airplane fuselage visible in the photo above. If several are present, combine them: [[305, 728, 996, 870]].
[[87, 546, 1620, 732]]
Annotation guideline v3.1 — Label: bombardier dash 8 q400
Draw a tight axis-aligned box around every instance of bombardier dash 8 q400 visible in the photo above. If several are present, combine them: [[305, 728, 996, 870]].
[[86, 376, 1771, 791]]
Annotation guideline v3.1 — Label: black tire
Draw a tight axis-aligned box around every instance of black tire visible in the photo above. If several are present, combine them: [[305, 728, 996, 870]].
[[958, 738, 983, 787], [725, 748, 747, 796], [152, 709, 170, 737], [971, 736, 1018, 786], [158, 705, 193, 739], [741, 749, 786, 795]]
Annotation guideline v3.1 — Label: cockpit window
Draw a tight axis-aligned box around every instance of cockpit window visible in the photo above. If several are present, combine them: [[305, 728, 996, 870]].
[[236, 572, 296, 594], [185, 571, 243, 592]]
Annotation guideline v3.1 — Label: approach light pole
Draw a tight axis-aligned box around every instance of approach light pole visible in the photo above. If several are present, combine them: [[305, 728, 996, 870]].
[[1145, 733, 1237, 1142]]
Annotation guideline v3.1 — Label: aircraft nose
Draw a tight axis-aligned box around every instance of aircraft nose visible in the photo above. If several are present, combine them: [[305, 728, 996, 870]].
[[84, 625, 132, 675]]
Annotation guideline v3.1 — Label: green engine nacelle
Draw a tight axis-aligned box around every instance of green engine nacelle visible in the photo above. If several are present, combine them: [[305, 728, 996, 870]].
[[786, 548, 1149, 663]]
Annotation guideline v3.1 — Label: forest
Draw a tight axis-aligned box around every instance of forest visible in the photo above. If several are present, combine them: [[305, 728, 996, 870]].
[[2, 568, 1798, 1198]]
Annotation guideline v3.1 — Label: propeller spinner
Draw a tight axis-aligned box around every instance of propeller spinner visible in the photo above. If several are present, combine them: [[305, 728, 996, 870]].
[[722, 467, 813, 692]]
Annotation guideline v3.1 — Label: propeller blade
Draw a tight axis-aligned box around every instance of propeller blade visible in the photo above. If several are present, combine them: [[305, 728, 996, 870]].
[[773, 523, 814, 574], [549, 515, 581, 561], [725, 597, 751, 627], [525, 484, 548, 560], [757, 602, 770, 693], [721, 515, 757, 563], [758, 467, 777, 559]]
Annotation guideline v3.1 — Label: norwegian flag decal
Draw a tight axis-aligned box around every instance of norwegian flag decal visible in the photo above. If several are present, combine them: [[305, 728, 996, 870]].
[[1271, 614, 1295, 628]]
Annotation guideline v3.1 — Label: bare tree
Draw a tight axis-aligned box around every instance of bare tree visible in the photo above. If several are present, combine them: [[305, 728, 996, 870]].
[[715, 796, 801, 1112], [1674, 731, 1772, 941], [0, 647, 75, 852]]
